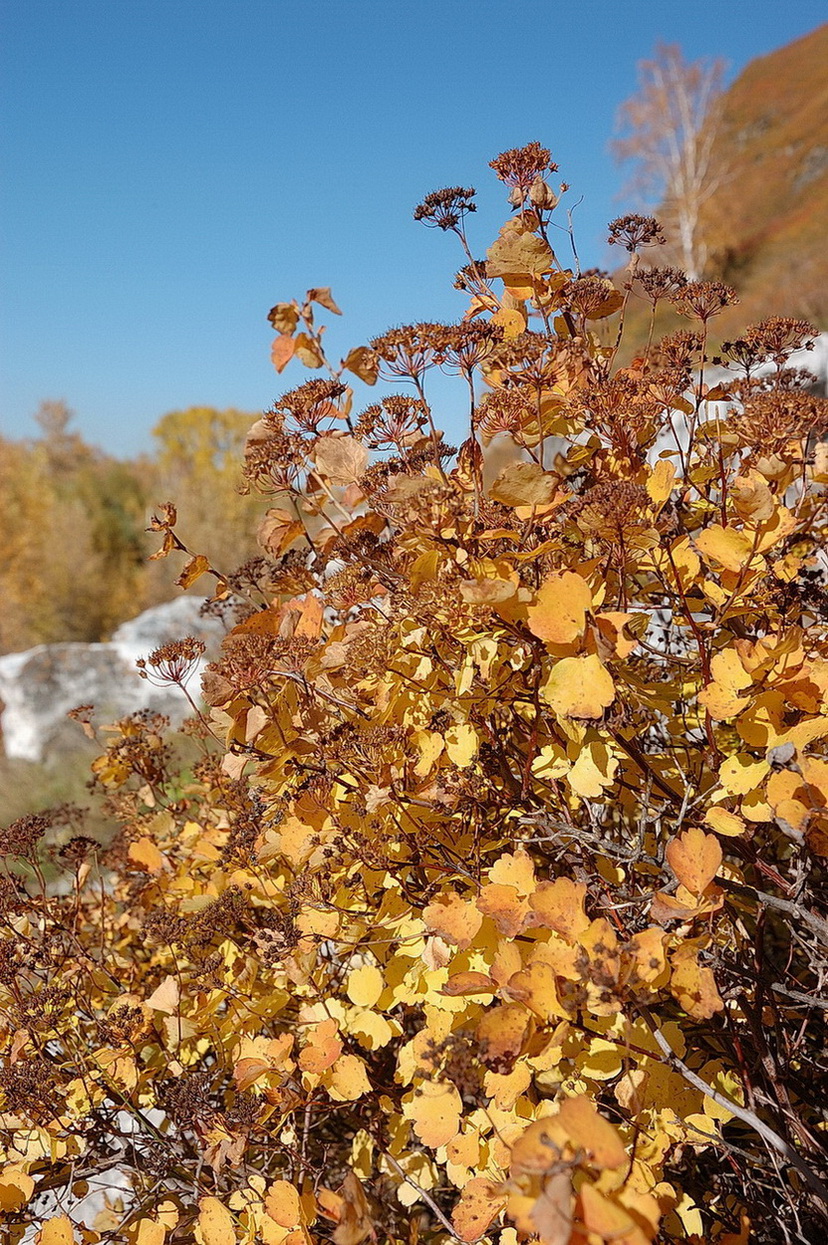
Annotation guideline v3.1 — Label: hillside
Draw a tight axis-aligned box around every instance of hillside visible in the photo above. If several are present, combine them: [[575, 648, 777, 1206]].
[[622, 22, 828, 349]]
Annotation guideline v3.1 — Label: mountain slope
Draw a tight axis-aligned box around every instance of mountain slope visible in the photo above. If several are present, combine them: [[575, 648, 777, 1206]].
[[620, 23, 828, 350]]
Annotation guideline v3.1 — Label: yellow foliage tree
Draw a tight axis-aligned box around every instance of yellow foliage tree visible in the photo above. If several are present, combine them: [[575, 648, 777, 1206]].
[[2, 145, 828, 1244]]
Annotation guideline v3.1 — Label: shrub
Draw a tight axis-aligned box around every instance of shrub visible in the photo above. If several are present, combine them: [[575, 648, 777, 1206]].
[[3, 143, 828, 1244]]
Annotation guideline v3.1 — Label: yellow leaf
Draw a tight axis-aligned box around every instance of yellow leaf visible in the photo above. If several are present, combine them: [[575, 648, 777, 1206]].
[[196, 1197, 236, 1245], [444, 723, 479, 768], [327, 1054, 372, 1102], [476, 1004, 532, 1071], [557, 1095, 628, 1169], [719, 754, 770, 796], [294, 331, 324, 368], [423, 892, 483, 949], [488, 848, 536, 896], [731, 470, 775, 523], [36, 1217, 76, 1245], [452, 1177, 507, 1242], [0, 1164, 34, 1212], [541, 654, 615, 719], [135, 1220, 166, 1245], [528, 878, 591, 940], [308, 286, 342, 315], [646, 459, 676, 507], [665, 828, 722, 895], [489, 461, 557, 508], [265, 1181, 303, 1229], [704, 807, 747, 837], [695, 525, 756, 572], [346, 964, 384, 1009], [491, 306, 526, 339], [406, 1080, 463, 1148], [176, 553, 211, 589], [128, 836, 166, 874], [146, 975, 180, 1015], [670, 943, 724, 1020], [567, 741, 618, 798], [342, 345, 379, 386], [314, 435, 369, 486], [527, 572, 592, 645]]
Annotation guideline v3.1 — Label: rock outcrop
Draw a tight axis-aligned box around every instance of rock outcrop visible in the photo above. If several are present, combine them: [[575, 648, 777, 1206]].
[[0, 597, 224, 761]]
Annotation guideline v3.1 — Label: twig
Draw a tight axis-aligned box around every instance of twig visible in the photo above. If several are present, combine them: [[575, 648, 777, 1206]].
[[637, 1006, 828, 1210], [382, 1151, 462, 1240]]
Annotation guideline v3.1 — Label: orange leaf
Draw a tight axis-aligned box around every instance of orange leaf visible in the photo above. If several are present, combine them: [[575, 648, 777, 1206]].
[[527, 572, 592, 645], [271, 334, 296, 373], [665, 827, 722, 894]]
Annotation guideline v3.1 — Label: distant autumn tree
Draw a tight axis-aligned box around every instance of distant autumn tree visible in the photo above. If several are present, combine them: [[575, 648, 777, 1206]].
[[613, 43, 728, 280]]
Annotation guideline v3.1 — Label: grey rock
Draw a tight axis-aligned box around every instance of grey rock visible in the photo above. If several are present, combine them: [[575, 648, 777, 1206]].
[[0, 597, 225, 762]]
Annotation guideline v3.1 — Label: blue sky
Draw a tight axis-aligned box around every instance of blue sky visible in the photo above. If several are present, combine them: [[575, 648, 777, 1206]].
[[2, 1, 825, 456]]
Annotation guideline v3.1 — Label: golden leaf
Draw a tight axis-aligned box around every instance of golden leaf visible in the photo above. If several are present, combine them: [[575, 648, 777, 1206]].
[[528, 878, 591, 940], [423, 892, 483, 949], [477, 1004, 532, 1071], [346, 964, 384, 1009], [541, 654, 615, 719], [527, 572, 592, 645], [646, 459, 676, 507], [665, 827, 722, 895], [331, 1172, 373, 1245], [487, 229, 554, 279], [670, 943, 724, 1020], [406, 1080, 463, 1148], [36, 1218, 75, 1245], [444, 722, 479, 768], [176, 553, 211, 589], [704, 807, 747, 837], [146, 975, 180, 1015], [196, 1197, 236, 1245], [477, 883, 530, 938], [0, 1165, 34, 1213], [326, 1054, 372, 1101], [127, 836, 166, 874], [732, 470, 775, 523], [529, 1168, 573, 1245], [294, 332, 324, 369], [299, 1019, 343, 1074], [342, 345, 379, 386], [307, 287, 342, 315], [452, 1176, 507, 1242], [489, 461, 558, 508], [265, 1180, 304, 1229], [695, 525, 756, 573], [556, 1095, 628, 1169]]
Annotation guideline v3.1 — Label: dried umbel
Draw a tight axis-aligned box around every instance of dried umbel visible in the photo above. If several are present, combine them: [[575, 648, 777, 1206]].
[[413, 186, 477, 230], [265, 378, 347, 434], [355, 395, 430, 450], [370, 323, 446, 382], [730, 390, 828, 458], [670, 279, 739, 322], [490, 141, 558, 191], [636, 265, 688, 305], [136, 636, 206, 687], [607, 213, 666, 252], [0, 812, 50, 859], [743, 316, 817, 367]]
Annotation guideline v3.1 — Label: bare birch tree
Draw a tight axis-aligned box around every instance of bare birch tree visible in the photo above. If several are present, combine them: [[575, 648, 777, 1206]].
[[613, 43, 728, 280]]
